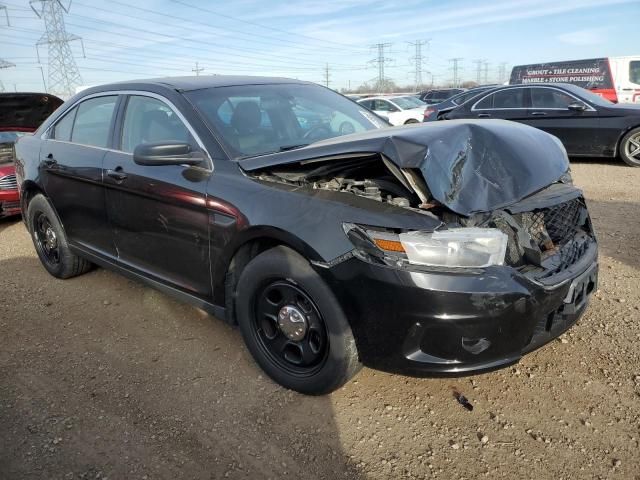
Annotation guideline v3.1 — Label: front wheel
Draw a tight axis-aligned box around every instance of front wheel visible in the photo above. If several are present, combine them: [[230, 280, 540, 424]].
[[235, 246, 361, 395], [620, 127, 640, 167]]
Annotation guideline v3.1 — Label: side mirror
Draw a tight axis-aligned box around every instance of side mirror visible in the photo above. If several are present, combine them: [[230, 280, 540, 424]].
[[567, 102, 587, 112], [133, 142, 205, 166]]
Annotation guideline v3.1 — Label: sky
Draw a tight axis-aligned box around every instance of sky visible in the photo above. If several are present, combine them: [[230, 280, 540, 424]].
[[0, 0, 639, 94]]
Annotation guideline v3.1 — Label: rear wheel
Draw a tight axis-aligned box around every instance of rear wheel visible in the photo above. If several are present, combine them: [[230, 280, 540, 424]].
[[235, 246, 361, 395], [404, 118, 419, 124], [620, 127, 640, 167], [27, 194, 92, 279]]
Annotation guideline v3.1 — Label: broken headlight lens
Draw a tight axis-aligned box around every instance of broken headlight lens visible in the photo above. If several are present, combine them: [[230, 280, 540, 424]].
[[345, 224, 508, 268]]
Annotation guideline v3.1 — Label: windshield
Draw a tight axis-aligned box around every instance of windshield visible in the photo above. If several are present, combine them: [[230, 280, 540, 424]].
[[392, 96, 425, 110], [186, 83, 386, 159]]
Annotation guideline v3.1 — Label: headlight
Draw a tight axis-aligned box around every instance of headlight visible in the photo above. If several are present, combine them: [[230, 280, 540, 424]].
[[344, 224, 508, 268], [399, 228, 507, 268]]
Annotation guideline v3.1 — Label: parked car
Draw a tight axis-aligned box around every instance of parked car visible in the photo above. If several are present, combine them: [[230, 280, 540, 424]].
[[16, 76, 597, 394], [417, 88, 465, 105], [357, 95, 426, 125], [423, 86, 496, 122], [444, 83, 640, 166], [0, 93, 63, 218]]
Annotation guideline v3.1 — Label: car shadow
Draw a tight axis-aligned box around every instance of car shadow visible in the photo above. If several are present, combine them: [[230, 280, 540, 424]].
[[0, 255, 368, 480]]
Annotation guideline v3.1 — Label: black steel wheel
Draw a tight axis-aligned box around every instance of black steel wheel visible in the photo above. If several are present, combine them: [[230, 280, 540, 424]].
[[236, 246, 361, 395], [33, 211, 61, 267], [27, 194, 92, 279], [252, 280, 329, 376]]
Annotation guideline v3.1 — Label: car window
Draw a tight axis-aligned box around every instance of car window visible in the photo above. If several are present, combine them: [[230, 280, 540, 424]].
[[475, 89, 524, 109], [530, 88, 577, 109], [121, 96, 192, 153], [358, 99, 373, 109], [630, 60, 640, 85], [392, 96, 425, 109], [71, 96, 117, 148], [452, 90, 486, 106], [374, 100, 393, 111], [52, 108, 77, 142]]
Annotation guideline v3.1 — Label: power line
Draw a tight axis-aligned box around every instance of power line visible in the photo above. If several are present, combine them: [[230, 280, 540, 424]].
[[0, 2, 14, 92], [449, 58, 463, 88], [324, 63, 330, 88], [30, 0, 83, 97]]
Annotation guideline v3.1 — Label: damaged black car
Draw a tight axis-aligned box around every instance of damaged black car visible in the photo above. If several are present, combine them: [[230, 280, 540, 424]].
[[14, 77, 598, 394]]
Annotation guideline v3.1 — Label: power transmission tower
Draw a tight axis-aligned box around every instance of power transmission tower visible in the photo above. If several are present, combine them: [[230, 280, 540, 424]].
[[30, 0, 84, 97], [497, 62, 508, 83], [192, 61, 204, 76], [408, 39, 430, 91], [483, 61, 490, 84], [449, 58, 463, 88], [323, 63, 330, 88], [473, 59, 485, 84], [0, 3, 13, 92], [369, 43, 392, 92]]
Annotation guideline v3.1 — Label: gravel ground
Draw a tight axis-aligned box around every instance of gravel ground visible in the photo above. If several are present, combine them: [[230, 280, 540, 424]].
[[1, 159, 639, 480]]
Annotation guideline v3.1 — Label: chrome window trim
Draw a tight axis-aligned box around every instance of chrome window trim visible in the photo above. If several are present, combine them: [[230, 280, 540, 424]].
[[42, 90, 213, 170], [471, 85, 596, 112]]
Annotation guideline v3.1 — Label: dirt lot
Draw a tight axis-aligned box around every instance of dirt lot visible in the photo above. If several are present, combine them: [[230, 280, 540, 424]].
[[1, 160, 639, 480]]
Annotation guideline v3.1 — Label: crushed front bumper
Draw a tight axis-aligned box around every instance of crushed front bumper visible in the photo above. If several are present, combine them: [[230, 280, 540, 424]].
[[318, 246, 597, 376]]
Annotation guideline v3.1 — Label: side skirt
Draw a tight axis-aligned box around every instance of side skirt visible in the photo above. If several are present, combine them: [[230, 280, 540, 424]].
[[69, 243, 227, 321]]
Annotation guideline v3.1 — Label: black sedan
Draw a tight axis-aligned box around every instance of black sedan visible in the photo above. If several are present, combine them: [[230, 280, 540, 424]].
[[423, 85, 496, 122], [15, 76, 597, 394], [444, 83, 640, 166]]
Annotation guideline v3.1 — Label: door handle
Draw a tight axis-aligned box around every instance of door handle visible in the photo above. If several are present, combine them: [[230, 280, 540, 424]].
[[107, 167, 128, 182], [477, 113, 491, 118], [530, 111, 547, 116], [43, 153, 57, 167]]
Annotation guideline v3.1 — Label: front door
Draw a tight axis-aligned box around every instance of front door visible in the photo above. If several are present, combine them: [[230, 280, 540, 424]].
[[523, 87, 600, 155], [103, 94, 212, 297]]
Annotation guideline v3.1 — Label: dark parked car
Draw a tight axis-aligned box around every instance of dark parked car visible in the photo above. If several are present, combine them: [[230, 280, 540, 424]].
[[15, 76, 598, 394], [417, 88, 465, 105], [444, 83, 640, 166], [423, 86, 496, 122], [0, 93, 63, 218]]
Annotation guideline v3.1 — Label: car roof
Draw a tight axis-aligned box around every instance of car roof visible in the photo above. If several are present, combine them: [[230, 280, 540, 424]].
[[83, 75, 311, 94]]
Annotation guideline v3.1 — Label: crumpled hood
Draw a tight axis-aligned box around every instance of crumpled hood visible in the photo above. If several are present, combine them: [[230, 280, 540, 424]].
[[239, 119, 570, 216], [0, 93, 64, 131]]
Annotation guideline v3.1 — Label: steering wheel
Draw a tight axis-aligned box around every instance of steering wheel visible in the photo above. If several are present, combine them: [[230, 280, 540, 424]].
[[303, 125, 333, 140]]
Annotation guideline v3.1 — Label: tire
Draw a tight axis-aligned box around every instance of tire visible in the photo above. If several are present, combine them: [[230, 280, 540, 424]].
[[619, 127, 640, 167], [404, 119, 419, 124], [27, 194, 92, 279], [235, 246, 361, 395]]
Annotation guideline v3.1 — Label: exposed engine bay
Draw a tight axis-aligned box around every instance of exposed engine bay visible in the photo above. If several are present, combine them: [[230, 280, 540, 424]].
[[249, 153, 596, 283]]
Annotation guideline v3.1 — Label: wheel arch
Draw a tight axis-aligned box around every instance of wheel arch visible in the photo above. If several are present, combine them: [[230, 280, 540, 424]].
[[215, 226, 325, 325]]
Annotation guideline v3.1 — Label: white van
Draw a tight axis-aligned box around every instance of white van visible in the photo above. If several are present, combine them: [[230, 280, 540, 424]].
[[510, 57, 640, 104]]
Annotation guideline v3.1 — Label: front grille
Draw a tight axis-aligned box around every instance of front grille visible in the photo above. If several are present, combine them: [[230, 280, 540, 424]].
[[519, 198, 584, 249], [0, 174, 18, 190]]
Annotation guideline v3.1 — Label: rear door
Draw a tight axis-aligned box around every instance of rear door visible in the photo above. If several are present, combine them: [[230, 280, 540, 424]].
[[103, 93, 212, 297], [523, 86, 600, 155], [40, 94, 119, 257], [470, 88, 528, 122]]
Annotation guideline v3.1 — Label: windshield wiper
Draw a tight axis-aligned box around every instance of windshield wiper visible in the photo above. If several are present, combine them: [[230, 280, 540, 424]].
[[278, 143, 310, 152]]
